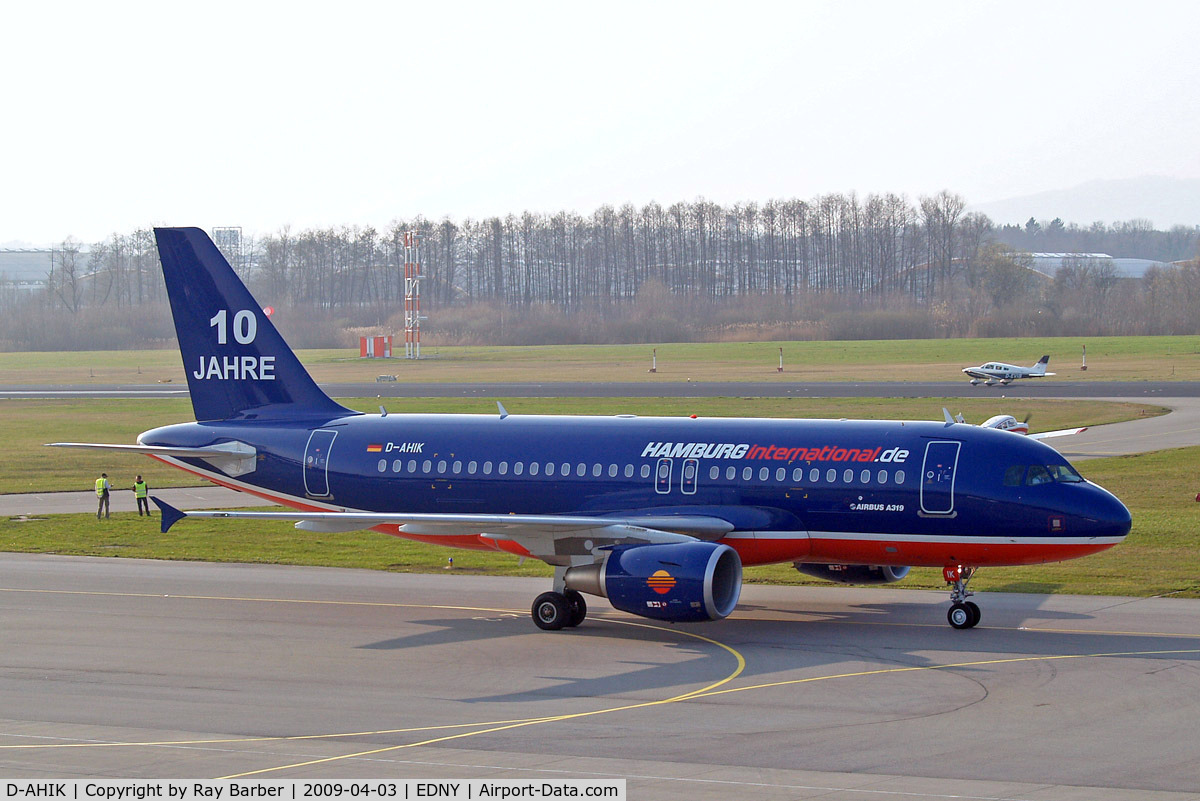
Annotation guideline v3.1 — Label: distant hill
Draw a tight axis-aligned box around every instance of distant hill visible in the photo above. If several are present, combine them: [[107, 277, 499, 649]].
[[971, 176, 1200, 228]]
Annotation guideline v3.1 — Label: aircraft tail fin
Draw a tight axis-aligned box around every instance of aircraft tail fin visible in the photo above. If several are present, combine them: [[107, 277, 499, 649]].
[[154, 227, 353, 422], [1032, 355, 1050, 375]]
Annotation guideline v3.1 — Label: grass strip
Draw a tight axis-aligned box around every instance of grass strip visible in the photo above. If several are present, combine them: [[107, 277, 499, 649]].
[[1, 397, 1161, 493], [4, 443, 1197, 599]]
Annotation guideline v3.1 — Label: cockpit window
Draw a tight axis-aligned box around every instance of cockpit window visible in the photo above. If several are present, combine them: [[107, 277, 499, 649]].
[[1047, 463, 1084, 483], [1025, 465, 1053, 486], [1006, 463, 1086, 486]]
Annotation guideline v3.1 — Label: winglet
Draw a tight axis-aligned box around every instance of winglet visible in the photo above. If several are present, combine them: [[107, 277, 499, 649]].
[[942, 408, 956, 426], [151, 496, 188, 534]]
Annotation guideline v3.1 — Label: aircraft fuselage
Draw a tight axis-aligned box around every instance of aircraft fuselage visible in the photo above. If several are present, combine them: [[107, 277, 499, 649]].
[[140, 411, 1130, 570]]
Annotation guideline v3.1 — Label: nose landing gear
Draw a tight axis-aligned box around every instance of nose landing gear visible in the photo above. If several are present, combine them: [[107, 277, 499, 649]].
[[944, 565, 980, 629]]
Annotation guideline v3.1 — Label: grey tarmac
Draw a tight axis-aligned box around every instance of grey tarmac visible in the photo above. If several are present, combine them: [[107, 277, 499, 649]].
[[3, 379, 1200, 399], [5, 383, 1200, 796], [0, 555, 1198, 799]]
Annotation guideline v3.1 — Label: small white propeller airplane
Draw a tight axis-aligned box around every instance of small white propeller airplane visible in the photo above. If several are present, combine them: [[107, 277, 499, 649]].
[[945, 409, 1086, 440], [963, 355, 1055, 385]]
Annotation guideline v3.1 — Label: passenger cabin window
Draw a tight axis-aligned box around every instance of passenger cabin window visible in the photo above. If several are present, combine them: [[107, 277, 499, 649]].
[[641, 464, 651, 478]]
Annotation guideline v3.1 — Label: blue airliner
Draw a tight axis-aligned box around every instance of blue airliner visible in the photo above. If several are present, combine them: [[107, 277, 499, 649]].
[[52, 228, 1131, 631]]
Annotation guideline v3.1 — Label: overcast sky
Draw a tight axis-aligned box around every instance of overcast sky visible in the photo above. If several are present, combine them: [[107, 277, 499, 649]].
[[4, 0, 1198, 245]]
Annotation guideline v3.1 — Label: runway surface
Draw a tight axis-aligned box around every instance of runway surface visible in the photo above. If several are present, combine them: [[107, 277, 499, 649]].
[[4, 379, 1200, 399], [1, 555, 1198, 799], [0, 485, 277, 517]]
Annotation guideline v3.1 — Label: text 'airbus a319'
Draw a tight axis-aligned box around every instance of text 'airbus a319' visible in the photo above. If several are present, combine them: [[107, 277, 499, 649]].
[[51, 229, 1130, 631]]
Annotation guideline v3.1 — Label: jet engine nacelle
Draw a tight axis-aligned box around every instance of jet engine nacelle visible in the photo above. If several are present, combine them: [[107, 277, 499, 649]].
[[565, 542, 742, 623], [793, 563, 911, 585]]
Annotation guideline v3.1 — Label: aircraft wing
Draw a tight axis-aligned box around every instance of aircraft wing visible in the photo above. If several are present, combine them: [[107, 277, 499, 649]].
[[151, 497, 733, 561], [1028, 426, 1087, 440]]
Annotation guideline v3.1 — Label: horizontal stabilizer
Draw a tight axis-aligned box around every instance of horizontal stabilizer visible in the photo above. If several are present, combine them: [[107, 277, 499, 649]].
[[46, 441, 258, 477], [1029, 426, 1087, 440], [151, 496, 189, 534]]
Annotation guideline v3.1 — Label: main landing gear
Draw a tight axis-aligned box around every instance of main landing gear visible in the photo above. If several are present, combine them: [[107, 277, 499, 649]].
[[531, 567, 588, 631], [944, 565, 980, 629], [531, 589, 587, 630]]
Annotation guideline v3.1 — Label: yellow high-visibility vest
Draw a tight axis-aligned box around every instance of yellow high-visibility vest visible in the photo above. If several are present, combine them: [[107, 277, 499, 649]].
[[95, 478, 107, 497], [134, 481, 148, 498]]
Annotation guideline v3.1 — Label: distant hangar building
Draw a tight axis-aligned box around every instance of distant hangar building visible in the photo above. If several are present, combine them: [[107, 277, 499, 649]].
[[0, 248, 57, 292], [1027, 252, 1169, 279]]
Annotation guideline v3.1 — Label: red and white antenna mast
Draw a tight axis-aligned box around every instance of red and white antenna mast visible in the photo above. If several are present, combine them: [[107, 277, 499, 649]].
[[403, 231, 421, 359]]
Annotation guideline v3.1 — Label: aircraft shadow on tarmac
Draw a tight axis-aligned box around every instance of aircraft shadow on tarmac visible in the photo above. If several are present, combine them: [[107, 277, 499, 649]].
[[355, 597, 1200, 705]]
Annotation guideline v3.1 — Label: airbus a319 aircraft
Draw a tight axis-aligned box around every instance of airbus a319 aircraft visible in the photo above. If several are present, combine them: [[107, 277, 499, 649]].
[[963, 355, 1055, 385], [51, 229, 1130, 631]]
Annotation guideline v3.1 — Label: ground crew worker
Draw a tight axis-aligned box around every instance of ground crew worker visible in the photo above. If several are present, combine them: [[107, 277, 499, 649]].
[[95, 473, 111, 519], [133, 475, 150, 516]]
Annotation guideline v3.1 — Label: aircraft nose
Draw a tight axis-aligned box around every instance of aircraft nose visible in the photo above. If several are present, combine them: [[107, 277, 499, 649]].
[[1086, 484, 1132, 540]]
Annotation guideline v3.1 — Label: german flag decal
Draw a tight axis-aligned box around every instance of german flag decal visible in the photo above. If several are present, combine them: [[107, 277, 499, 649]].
[[366, 444, 383, 453], [646, 569, 677, 595]]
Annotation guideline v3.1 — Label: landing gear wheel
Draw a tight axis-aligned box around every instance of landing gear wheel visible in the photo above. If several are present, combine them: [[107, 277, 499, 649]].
[[964, 600, 981, 628], [948, 603, 977, 629], [563, 589, 587, 628], [532, 591, 571, 631]]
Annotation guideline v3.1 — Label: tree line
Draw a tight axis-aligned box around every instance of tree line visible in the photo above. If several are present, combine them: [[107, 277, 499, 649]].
[[2, 192, 1199, 350]]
